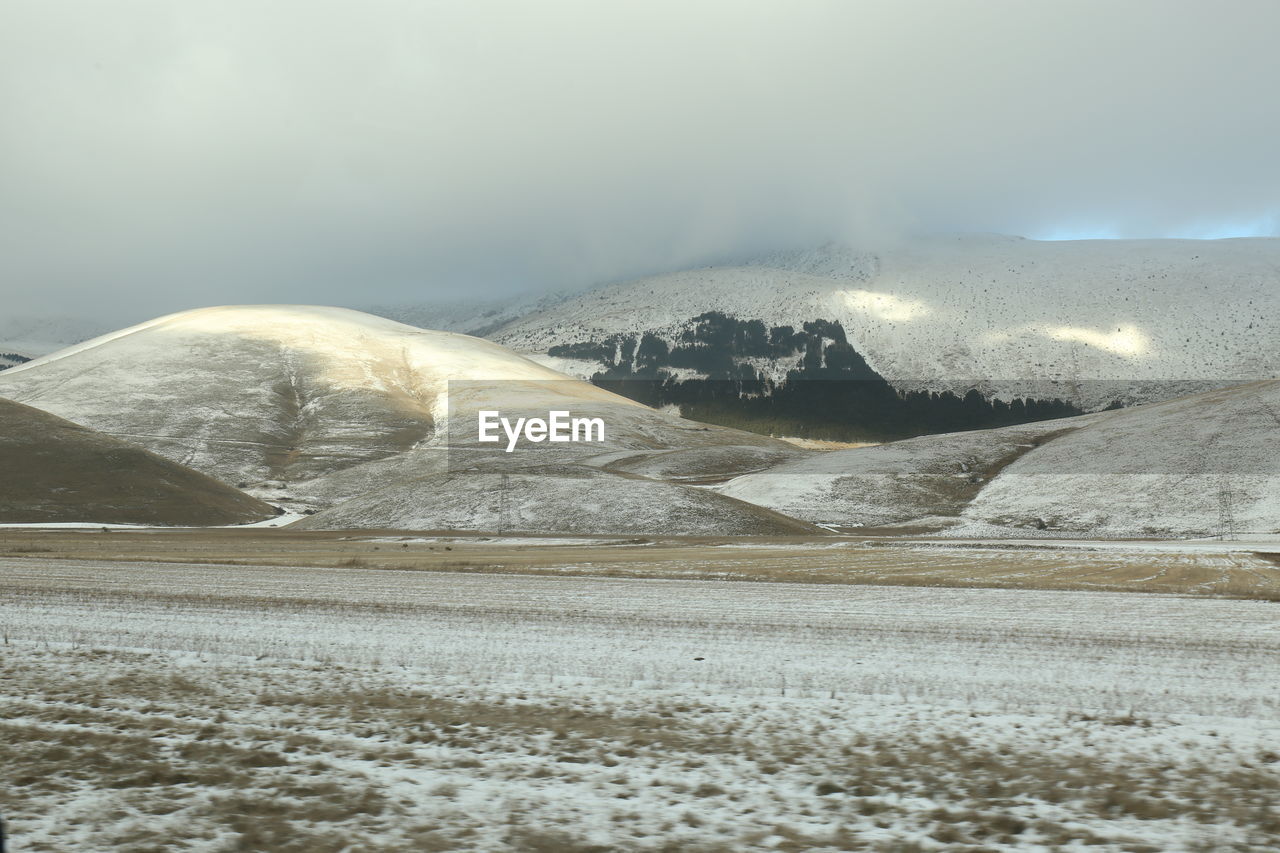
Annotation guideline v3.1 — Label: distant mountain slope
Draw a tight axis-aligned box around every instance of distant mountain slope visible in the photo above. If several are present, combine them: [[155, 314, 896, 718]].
[[0, 397, 275, 525], [0, 315, 111, 360], [719, 380, 1280, 538], [0, 353, 31, 371], [371, 290, 577, 338], [295, 464, 820, 536], [450, 234, 1280, 410], [0, 306, 791, 506]]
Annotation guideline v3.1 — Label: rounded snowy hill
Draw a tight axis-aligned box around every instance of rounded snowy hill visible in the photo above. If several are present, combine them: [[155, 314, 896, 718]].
[[719, 380, 1280, 538], [0, 306, 789, 503], [952, 380, 1280, 538], [475, 234, 1280, 407], [0, 397, 274, 525]]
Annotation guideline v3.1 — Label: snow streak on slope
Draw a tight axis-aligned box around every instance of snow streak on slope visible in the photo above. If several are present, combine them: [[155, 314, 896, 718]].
[[446, 235, 1280, 408]]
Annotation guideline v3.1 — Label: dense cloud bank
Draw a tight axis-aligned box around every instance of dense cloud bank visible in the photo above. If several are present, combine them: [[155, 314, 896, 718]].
[[2, 0, 1278, 321]]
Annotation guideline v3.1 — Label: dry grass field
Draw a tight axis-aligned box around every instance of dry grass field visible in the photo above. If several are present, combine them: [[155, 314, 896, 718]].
[[3, 552, 1280, 851], [2, 527, 1280, 598]]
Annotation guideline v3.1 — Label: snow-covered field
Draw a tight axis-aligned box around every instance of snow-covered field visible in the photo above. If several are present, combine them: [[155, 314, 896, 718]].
[[3, 558, 1278, 850]]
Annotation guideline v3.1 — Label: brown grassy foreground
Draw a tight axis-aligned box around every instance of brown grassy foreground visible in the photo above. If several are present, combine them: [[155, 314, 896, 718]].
[[2, 527, 1280, 598]]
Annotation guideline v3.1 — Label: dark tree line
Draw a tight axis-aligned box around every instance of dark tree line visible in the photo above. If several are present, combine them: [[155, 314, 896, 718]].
[[551, 312, 1088, 442], [0, 353, 31, 373]]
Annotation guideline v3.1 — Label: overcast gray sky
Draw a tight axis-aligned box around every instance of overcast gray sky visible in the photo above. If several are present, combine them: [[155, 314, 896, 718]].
[[2, 0, 1278, 321]]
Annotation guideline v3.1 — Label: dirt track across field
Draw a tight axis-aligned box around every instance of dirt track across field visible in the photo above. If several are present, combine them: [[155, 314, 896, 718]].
[[3, 528, 1279, 598]]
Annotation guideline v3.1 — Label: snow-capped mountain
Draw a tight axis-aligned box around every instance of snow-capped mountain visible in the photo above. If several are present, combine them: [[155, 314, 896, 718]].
[[0, 306, 790, 508], [0, 396, 273, 525], [393, 234, 1280, 411], [719, 379, 1280, 538]]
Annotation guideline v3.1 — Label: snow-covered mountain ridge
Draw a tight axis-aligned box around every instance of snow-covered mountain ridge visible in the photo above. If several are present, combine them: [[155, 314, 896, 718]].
[[388, 234, 1280, 410]]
